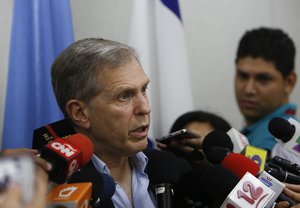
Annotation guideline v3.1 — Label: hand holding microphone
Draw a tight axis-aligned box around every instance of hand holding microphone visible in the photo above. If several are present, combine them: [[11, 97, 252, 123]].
[[275, 183, 300, 207]]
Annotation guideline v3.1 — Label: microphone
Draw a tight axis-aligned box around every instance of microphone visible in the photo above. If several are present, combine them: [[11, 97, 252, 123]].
[[268, 117, 300, 157], [265, 163, 300, 184], [221, 153, 260, 178], [40, 133, 94, 184], [202, 130, 234, 156], [203, 128, 268, 172], [204, 146, 261, 179], [227, 128, 249, 153], [221, 172, 275, 208], [67, 164, 116, 207], [47, 182, 92, 208], [221, 153, 296, 207], [177, 169, 214, 206], [270, 155, 300, 175], [226, 127, 267, 172], [145, 150, 192, 208], [268, 117, 296, 143], [178, 165, 240, 207], [32, 118, 76, 150]]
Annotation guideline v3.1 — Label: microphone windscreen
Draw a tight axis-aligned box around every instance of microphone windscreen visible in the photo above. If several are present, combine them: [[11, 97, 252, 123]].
[[201, 164, 239, 201], [145, 150, 192, 184], [202, 130, 234, 155], [177, 169, 214, 203], [205, 146, 230, 164], [66, 134, 94, 166], [68, 164, 116, 205], [221, 153, 260, 179], [32, 118, 76, 150], [268, 117, 295, 142]]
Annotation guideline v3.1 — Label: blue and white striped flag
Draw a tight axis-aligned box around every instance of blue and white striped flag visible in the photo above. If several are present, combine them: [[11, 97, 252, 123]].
[[130, 0, 194, 139], [2, 0, 74, 149]]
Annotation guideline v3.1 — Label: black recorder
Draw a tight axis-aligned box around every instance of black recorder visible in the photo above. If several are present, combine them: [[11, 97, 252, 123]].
[[156, 129, 199, 144]]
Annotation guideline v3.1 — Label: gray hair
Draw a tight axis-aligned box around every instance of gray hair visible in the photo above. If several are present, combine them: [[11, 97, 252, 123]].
[[51, 38, 140, 119]]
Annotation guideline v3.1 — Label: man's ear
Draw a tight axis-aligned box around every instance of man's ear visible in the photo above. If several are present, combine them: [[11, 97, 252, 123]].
[[66, 99, 91, 129], [284, 71, 297, 95]]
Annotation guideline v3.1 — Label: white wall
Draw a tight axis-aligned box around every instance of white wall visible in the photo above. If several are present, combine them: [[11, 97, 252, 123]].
[[0, 0, 13, 141], [1, 0, 300, 140]]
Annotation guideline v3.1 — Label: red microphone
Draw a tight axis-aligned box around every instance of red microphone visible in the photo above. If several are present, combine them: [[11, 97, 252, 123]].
[[221, 153, 260, 179], [40, 133, 94, 184]]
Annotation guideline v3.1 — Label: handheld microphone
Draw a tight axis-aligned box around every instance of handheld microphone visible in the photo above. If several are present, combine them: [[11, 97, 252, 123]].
[[47, 182, 92, 208], [268, 117, 296, 143], [270, 155, 300, 175], [221, 153, 260, 179], [221, 172, 275, 208], [40, 133, 94, 184], [145, 150, 192, 208], [225, 128, 267, 172], [177, 169, 214, 206], [203, 131, 267, 173], [67, 164, 116, 207], [265, 165, 300, 184], [221, 153, 296, 207], [178, 165, 240, 207], [227, 128, 249, 153], [202, 130, 234, 156], [33, 118, 76, 150], [268, 117, 300, 157]]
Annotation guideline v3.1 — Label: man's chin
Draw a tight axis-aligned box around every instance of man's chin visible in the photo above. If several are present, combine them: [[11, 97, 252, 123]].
[[130, 138, 149, 153]]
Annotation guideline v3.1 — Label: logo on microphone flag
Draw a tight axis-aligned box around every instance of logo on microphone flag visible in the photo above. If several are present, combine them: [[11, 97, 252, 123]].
[[129, 0, 194, 140]]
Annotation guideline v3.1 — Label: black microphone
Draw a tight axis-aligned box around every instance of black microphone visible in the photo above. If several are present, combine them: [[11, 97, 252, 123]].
[[268, 117, 295, 143], [265, 164, 300, 184], [145, 150, 192, 208], [32, 118, 76, 150], [202, 130, 234, 156], [178, 164, 240, 207], [271, 155, 300, 175], [204, 146, 231, 164], [68, 163, 116, 207]]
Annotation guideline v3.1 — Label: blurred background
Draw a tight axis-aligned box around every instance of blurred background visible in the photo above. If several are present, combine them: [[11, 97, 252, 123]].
[[1, 0, 300, 146]]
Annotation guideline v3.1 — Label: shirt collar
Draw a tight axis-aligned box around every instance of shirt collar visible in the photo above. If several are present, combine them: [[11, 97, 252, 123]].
[[91, 151, 149, 175]]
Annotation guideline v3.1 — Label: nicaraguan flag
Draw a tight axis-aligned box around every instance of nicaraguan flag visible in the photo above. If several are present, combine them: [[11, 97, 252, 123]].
[[2, 0, 74, 149], [130, 0, 194, 139]]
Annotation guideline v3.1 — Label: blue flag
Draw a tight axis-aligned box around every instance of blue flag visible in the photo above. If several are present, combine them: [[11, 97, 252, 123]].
[[2, 0, 74, 149]]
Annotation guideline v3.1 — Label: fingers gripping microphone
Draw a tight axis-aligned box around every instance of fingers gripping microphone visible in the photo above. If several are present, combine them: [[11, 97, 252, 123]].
[[40, 133, 94, 184]]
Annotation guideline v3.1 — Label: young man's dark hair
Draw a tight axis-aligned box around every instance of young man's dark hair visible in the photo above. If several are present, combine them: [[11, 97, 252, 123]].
[[235, 27, 296, 77]]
